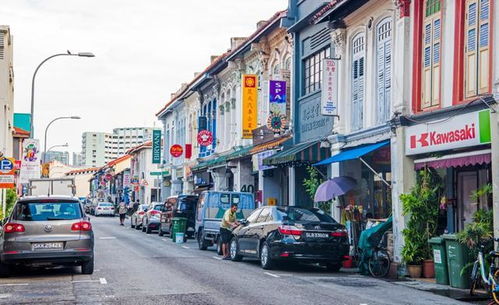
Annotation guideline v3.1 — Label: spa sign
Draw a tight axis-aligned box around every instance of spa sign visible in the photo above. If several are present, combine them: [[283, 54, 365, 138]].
[[405, 110, 491, 155]]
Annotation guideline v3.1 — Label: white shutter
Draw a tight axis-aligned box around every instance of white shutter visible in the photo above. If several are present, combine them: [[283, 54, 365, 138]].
[[376, 18, 392, 125], [465, 0, 479, 98], [352, 33, 365, 131], [478, 0, 490, 94]]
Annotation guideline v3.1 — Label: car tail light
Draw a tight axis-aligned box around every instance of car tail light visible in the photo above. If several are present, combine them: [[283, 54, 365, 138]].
[[278, 225, 303, 236], [71, 221, 92, 231], [330, 230, 348, 237], [97, 207, 102, 210], [138, 211, 145, 215], [4, 223, 25, 233], [280, 252, 290, 257], [150, 210, 160, 216]]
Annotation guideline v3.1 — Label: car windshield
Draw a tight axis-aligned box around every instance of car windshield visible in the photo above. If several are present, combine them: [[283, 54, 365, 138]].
[[12, 201, 82, 221], [99, 203, 113, 207], [153, 204, 163, 211], [177, 196, 197, 211], [140, 204, 149, 210], [276, 207, 336, 223]]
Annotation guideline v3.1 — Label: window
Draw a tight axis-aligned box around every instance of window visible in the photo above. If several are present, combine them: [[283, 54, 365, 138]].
[[246, 208, 262, 224], [303, 47, 331, 95], [256, 208, 271, 223], [376, 18, 393, 125], [351, 32, 365, 131], [421, 0, 442, 109], [464, 0, 491, 97]]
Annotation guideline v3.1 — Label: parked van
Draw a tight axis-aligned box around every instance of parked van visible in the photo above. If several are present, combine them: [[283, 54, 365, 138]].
[[195, 191, 255, 253]]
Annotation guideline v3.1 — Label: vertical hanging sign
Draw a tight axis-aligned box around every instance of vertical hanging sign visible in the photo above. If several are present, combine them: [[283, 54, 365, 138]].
[[152, 129, 161, 164], [267, 80, 287, 132], [19, 139, 41, 183], [321, 58, 337, 115], [242, 74, 258, 139]]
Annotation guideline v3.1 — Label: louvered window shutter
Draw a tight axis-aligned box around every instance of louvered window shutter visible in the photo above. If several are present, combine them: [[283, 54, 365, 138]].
[[465, 1, 479, 97], [477, 0, 490, 94], [421, 0, 441, 109], [351, 33, 365, 131], [376, 18, 392, 125]]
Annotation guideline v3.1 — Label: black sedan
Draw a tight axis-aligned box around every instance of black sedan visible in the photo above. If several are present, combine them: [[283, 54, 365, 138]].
[[229, 206, 349, 270]]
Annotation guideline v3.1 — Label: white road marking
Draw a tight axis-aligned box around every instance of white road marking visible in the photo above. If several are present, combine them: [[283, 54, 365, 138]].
[[99, 236, 116, 240], [0, 283, 29, 287], [181, 246, 189, 249], [162, 238, 168, 242], [213, 256, 222, 260], [72, 280, 100, 283], [264, 272, 280, 278], [99, 277, 107, 285], [0, 294, 11, 299]]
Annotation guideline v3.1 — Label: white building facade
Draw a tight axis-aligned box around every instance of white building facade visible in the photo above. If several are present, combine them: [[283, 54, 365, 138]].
[[0, 26, 14, 157]]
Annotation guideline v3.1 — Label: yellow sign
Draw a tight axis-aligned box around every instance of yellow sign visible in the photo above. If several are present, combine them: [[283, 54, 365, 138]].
[[242, 74, 258, 139]]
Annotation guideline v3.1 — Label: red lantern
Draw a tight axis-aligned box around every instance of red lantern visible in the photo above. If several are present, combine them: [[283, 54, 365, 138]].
[[185, 144, 192, 159], [170, 144, 183, 158]]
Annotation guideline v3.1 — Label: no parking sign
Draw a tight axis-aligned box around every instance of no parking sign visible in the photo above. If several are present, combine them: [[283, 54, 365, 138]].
[[0, 157, 16, 188]]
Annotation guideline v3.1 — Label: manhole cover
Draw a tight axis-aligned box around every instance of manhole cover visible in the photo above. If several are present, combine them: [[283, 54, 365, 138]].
[[317, 278, 378, 287]]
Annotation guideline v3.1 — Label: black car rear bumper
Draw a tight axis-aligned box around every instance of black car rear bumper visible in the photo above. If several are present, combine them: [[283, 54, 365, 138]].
[[269, 241, 349, 263], [1, 250, 93, 265]]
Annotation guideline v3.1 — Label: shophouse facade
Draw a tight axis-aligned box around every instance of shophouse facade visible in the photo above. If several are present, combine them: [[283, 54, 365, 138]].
[[127, 142, 161, 205], [0, 26, 14, 158]]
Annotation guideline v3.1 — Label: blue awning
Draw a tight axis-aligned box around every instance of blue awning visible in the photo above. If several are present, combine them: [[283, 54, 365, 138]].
[[313, 140, 390, 166]]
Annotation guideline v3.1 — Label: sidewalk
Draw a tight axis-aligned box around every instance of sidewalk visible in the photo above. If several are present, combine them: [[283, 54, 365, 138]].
[[392, 277, 492, 304]]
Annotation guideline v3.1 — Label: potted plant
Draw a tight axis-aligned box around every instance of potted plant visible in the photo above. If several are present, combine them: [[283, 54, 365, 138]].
[[401, 168, 442, 278]]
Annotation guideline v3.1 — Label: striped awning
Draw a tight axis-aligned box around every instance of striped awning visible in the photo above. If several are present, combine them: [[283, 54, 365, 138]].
[[250, 136, 292, 155], [262, 140, 330, 167]]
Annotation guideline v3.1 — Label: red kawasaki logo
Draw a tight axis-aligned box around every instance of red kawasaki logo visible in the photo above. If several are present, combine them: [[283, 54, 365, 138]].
[[410, 124, 476, 149]]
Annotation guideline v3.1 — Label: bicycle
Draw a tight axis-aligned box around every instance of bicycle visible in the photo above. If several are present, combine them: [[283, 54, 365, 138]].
[[368, 232, 391, 278], [469, 239, 499, 303]]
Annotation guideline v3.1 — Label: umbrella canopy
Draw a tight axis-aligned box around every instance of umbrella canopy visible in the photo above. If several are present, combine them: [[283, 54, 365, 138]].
[[314, 176, 357, 202]]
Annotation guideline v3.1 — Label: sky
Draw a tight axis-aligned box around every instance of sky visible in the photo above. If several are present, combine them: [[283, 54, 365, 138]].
[[1, 0, 288, 161]]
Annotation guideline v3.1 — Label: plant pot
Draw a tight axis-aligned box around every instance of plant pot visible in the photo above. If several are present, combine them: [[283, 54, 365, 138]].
[[423, 259, 435, 278], [407, 264, 423, 278]]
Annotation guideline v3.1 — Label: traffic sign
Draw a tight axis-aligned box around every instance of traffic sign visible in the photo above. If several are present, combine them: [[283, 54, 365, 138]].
[[0, 175, 15, 188], [0, 157, 15, 175]]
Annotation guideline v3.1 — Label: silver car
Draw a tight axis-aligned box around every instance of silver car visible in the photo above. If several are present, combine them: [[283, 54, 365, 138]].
[[0, 196, 94, 277]]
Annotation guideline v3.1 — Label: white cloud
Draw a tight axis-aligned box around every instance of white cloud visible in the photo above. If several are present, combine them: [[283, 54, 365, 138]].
[[1, 0, 287, 159]]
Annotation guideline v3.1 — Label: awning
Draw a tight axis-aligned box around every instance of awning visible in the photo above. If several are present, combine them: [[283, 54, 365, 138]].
[[414, 149, 491, 170], [314, 140, 390, 166], [263, 140, 329, 167], [313, 140, 391, 187], [191, 145, 253, 172], [250, 136, 292, 154]]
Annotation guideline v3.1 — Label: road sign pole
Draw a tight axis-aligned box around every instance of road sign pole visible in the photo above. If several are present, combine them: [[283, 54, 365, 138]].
[[1, 189, 6, 217]]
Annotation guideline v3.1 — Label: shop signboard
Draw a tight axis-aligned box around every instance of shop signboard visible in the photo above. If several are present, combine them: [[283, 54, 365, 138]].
[[406, 110, 491, 155], [267, 80, 287, 132], [123, 173, 131, 187], [252, 150, 276, 172], [170, 144, 183, 158], [197, 130, 213, 146], [242, 74, 258, 139], [321, 58, 337, 116], [152, 129, 161, 164], [19, 139, 41, 183]]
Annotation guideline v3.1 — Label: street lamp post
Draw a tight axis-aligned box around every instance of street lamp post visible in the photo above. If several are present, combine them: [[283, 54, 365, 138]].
[[43, 116, 81, 163], [30, 51, 95, 138], [46, 143, 69, 153]]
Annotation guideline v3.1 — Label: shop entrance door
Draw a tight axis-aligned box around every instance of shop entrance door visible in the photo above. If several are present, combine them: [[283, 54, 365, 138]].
[[457, 171, 478, 231]]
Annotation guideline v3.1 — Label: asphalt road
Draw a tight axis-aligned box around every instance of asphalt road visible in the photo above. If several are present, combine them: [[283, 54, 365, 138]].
[[0, 217, 483, 305]]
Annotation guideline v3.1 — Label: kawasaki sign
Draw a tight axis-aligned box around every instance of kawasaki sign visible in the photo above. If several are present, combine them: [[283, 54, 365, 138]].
[[406, 110, 491, 156]]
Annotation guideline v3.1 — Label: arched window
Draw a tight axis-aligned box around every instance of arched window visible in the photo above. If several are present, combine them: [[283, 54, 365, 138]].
[[284, 57, 291, 70], [376, 17, 392, 125], [273, 63, 280, 76], [351, 32, 365, 131]]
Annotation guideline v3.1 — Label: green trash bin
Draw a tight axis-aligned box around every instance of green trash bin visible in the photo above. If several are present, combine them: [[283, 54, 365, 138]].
[[171, 217, 188, 243], [443, 234, 473, 289], [429, 237, 449, 285]]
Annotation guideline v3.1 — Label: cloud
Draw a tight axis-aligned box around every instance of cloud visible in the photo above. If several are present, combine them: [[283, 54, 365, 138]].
[[1, 0, 287, 160]]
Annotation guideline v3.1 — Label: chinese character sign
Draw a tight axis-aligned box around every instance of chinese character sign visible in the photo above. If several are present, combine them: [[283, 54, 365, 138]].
[[321, 58, 337, 116], [152, 129, 161, 164], [242, 74, 258, 139], [19, 138, 41, 183]]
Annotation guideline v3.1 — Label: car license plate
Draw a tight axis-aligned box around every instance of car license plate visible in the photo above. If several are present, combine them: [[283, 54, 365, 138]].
[[32, 242, 63, 251], [305, 232, 329, 238]]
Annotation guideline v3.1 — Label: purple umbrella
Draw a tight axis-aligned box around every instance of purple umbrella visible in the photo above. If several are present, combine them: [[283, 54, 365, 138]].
[[314, 176, 357, 202]]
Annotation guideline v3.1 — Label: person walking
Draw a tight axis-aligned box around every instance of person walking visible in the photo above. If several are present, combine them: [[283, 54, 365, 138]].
[[220, 203, 239, 260], [118, 201, 127, 226]]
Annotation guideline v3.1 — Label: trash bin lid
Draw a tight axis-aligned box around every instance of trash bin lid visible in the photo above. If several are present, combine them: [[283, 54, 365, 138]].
[[441, 234, 457, 240], [428, 237, 444, 244]]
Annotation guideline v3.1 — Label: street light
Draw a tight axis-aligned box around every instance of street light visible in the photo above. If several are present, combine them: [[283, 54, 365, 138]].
[[30, 51, 95, 138], [43, 116, 81, 163], [47, 143, 69, 153]]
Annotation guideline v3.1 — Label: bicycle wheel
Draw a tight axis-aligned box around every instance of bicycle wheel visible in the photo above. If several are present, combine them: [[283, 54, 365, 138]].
[[492, 269, 499, 304], [469, 261, 480, 296], [368, 250, 391, 278]]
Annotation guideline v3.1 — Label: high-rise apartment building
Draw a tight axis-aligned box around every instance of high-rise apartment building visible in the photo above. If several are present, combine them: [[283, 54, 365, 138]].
[[42, 150, 70, 165], [0, 26, 14, 157], [80, 127, 155, 167]]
